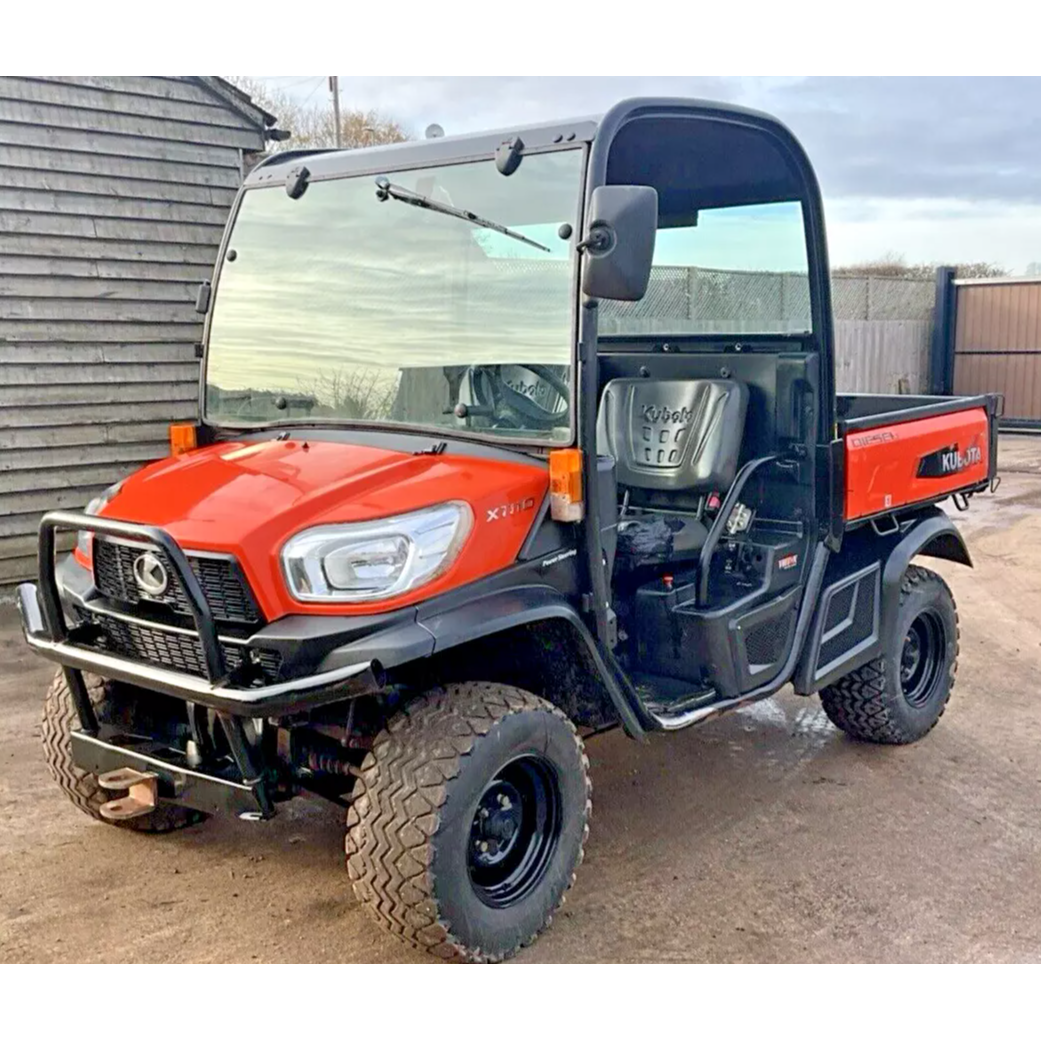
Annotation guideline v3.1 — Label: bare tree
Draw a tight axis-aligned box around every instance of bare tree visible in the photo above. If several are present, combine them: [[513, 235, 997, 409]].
[[297, 367, 399, 420], [225, 76, 411, 151]]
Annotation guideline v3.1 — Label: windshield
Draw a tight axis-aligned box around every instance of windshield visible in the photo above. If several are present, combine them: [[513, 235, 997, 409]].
[[204, 149, 583, 444]]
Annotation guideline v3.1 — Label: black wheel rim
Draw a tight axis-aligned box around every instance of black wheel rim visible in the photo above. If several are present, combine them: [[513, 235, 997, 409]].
[[467, 755, 562, 909], [900, 609, 945, 708]]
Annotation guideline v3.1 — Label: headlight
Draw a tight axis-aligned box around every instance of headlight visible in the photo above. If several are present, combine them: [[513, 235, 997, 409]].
[[77, 481, 124, 556], [281, 502, 473, 602]]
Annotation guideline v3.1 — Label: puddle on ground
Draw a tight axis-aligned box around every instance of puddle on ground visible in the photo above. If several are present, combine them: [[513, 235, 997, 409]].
[[732, 696, 836, 768], [791, 704, 834, 739], [734, 698, 788, 729]]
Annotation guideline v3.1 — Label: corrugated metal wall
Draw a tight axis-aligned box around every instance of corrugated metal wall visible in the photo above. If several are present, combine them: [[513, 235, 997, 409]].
[[0, 76, 268, 594], [953, 278, 1041, 421]]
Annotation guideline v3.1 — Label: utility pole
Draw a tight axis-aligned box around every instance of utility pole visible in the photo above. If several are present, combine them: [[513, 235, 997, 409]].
[[329, 76, 341, 149]]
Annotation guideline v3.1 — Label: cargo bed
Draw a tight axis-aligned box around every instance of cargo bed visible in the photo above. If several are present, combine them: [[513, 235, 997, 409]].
[[837, 393, 1001, 526]]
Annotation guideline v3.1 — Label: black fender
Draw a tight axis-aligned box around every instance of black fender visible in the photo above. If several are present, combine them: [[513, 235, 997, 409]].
[[794, 507, 971, 693], [313, 581, 648, 737], [417, 583, 648, 738], [879, 508, 971, 646], [420, 584, 585, 652]]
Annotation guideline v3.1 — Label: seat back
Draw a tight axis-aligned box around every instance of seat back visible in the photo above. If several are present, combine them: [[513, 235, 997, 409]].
[[596, 378, 747, 493]]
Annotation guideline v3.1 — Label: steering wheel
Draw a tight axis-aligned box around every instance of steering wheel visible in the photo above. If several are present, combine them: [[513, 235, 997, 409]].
[[467, 364, 570, 430]]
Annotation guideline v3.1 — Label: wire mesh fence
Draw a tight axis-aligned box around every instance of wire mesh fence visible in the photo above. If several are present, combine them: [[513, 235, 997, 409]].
[[831, 274, 936, 322], [598, 265, 938, 393], [598, 266, 936, 333]]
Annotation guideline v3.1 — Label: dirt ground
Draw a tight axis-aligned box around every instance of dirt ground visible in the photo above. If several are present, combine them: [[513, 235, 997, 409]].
[[2, 435, 1040, 964]]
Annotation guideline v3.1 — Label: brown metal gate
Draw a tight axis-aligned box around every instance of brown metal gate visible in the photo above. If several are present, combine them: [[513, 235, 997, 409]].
[[953, 277, 1041, 423]]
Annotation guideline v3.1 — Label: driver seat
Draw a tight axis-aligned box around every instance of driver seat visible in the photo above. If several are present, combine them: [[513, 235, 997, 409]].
[[596, 378, 748, 571]]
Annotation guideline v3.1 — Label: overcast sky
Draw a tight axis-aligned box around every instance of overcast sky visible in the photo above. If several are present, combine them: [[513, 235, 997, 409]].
[[262, 76, 1041, 274]]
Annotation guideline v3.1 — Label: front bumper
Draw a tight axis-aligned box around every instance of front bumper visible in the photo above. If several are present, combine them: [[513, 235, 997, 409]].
[[19, 581, 381, 716], [71, 727, 269, 819], [19, 510, 438, 821], [19, 587, 378, 716], [17, 510, 432, 717]]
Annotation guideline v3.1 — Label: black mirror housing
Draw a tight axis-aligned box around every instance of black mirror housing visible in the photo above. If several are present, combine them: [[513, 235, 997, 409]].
[[581, 185, 658, 302]]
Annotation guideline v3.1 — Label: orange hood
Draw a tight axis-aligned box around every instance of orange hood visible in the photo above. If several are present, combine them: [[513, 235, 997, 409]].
[[98, 438, 548, 620]]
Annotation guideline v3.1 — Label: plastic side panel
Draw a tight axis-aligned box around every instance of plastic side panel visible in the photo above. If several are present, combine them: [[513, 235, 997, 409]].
[[844, 407, 990, 521]]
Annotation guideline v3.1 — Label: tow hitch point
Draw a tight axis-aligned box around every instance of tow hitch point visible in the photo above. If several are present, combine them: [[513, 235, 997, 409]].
[[97, 767, 158, 821]]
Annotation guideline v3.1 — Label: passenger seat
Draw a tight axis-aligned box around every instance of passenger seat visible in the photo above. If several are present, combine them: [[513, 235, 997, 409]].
[[596, 378, 748, 571]]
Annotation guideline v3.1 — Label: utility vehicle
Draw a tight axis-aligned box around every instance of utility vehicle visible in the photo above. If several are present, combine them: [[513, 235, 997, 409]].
[[18, 97, 999, 962]]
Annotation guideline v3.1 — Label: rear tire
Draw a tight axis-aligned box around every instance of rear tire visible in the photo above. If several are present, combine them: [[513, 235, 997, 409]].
[[345, 682, 591, 962], [41, 668, 204, 832], [819, 565, 959, 744]]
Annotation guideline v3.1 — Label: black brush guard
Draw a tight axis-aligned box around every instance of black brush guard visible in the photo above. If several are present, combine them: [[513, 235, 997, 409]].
[[18, 511, 382, 820]]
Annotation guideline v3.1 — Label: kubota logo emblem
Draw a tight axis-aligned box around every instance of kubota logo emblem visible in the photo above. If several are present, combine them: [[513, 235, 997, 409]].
[[641, 404, 694, 424], [916, 441, 983, 479], [133, 552, 169, 596]]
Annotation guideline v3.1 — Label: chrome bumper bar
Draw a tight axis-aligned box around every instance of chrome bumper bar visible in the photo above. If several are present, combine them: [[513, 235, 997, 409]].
[[17, 581, 380, 716]]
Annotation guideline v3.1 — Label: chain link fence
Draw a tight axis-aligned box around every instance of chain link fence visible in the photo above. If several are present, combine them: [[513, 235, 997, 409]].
[[831, 274, 935, 322], [599, 266, 935, 333], [597, 266, 937, 393], [833, 274, 936, 394]]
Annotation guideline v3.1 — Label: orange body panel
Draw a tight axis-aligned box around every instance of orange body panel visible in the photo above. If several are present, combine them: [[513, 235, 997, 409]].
[[844, 407, 990, 521], [78, 439, 548, 621]]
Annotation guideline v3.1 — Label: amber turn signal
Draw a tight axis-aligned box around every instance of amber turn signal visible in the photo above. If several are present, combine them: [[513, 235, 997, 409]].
[[169, 423, 197, 456], [549, 448, 584, 522]]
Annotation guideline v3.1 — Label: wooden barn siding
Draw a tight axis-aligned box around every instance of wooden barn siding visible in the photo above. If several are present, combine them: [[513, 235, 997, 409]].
[[0, 76, 265, 592]]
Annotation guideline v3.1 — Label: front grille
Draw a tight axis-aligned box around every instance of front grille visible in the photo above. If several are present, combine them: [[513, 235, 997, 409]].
[[93, 539, 261, 625], [90, 613, 282, 684]]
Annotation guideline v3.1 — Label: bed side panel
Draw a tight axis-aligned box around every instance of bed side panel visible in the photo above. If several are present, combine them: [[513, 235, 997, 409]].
[[844, 406, 990, 521]]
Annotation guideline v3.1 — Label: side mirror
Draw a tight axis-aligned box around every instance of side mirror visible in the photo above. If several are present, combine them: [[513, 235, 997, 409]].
[[580, 185, 658, 302]]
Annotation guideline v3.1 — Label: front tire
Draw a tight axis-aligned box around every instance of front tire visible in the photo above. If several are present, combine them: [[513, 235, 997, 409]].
[[41, 668, 204, 833], [820, 565, 959, 744], [345, 682, 591, 962]]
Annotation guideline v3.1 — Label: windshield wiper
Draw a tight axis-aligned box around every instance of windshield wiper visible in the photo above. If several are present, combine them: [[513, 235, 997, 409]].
[[374, 176, 550, 253]]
